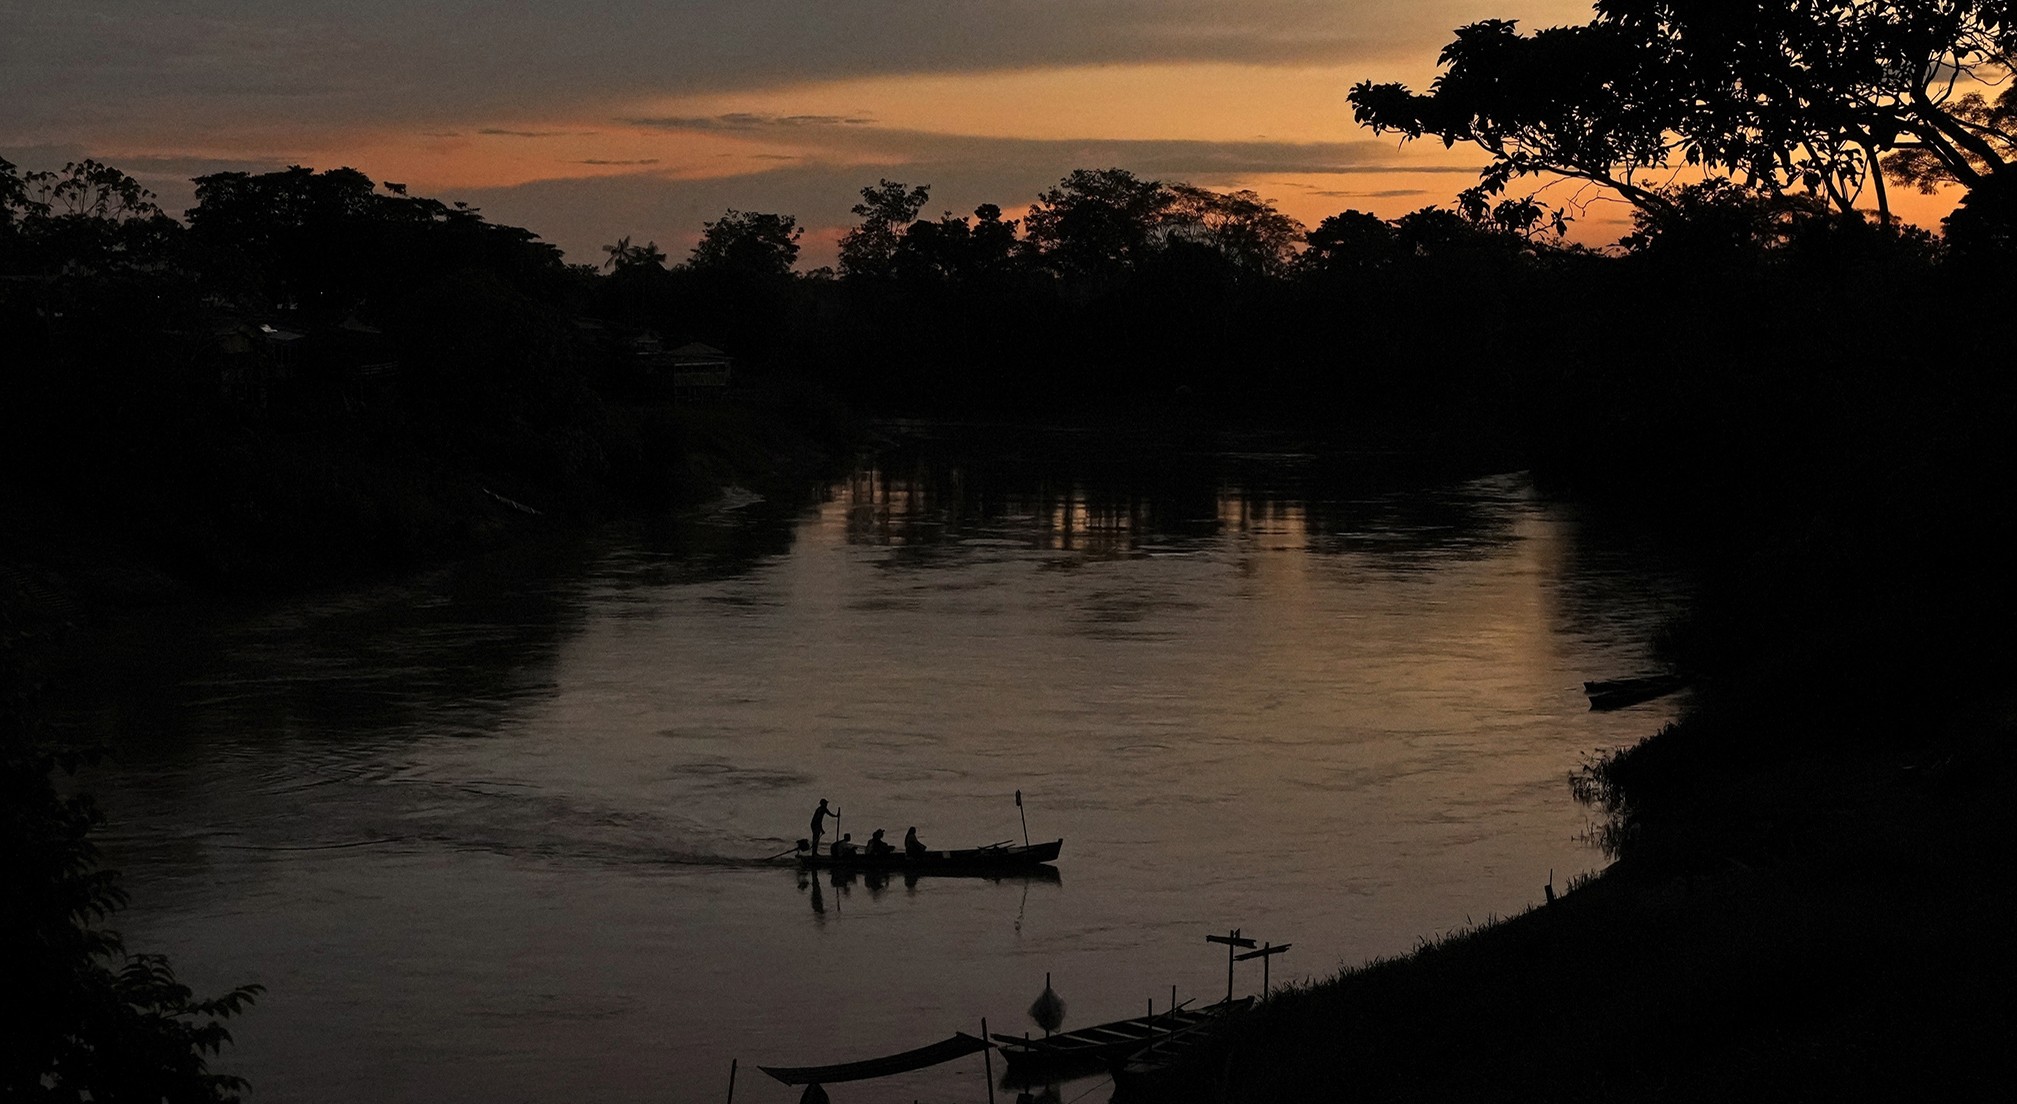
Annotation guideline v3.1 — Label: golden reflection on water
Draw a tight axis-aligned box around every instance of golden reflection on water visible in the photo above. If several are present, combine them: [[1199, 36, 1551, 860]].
[[78, 447, 1689, 1104]]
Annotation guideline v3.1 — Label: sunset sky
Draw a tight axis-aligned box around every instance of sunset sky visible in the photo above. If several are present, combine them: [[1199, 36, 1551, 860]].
[[5, 0, 1964, 267]]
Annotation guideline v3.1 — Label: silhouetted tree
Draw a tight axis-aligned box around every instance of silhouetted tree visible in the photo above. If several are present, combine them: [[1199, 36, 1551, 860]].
[[686, 209, 803, 277], [1349, 20, 1679, 223], [1389, 206, 1534, 263], [0, 156, 31, 230], [4, 694, 262, 1100], [1297, 210, 1400, 277], [1023, 168, 1173, 278], [1163, 185, 1305, 278], [187, 166, 381, 312], [877, 202, 1030, 286], [1942, 169, 2017, 267], [1619, 179, 1833, 261], [966, 203, 1022, 278], [890, 212, 971, 283], [187, 166, 564, 319], [25, 158, 162, 221], [1886, 86, 2017, 194], [838, 179, 931, 279], [0, 159, 182, 275], [1351, 3, 2017, 226], [1599, 0, 2017, 210], [601, 235, 667, 271]]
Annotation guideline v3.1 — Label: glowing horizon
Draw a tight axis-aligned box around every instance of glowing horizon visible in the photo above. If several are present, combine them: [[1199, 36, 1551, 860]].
[[5, 1, 1968, 266]]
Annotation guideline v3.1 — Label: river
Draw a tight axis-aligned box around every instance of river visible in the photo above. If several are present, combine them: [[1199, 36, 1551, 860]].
[[72, 424, 1690, 1103]]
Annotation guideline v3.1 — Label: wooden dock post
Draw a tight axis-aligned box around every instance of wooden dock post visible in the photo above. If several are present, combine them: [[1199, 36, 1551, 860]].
[[1234, 941, 1292, 1001], [1206, 929, 1257, 1003]]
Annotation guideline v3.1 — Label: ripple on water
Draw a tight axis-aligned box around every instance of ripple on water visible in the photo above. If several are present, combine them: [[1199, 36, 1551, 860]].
[[672, 761, 809, 792], [653, 725, 741, 742], [862, 765, 969, 784]]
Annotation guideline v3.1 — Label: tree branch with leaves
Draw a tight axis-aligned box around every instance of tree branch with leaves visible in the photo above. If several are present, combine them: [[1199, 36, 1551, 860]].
[[1351, 2, 2017, 230]]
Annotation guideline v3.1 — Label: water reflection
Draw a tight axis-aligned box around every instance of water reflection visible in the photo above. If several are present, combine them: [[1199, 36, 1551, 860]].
[[839, 430, 1532, 572], [795, 866, 1062, 929], [69, 425, 1689, 1104]]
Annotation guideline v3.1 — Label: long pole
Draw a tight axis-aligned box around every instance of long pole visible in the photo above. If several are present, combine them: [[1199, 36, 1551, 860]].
[[981, 1017, 996, 1104], [725, 1058, 736, 1104], [1016, 790, 1029, 847]]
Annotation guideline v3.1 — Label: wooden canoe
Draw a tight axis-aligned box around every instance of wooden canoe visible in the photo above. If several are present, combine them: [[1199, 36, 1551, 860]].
[[759, 1032, 992, 1085], [993, 996, 1252, 1076], [1109, 999, 1255, 1096], [796, 838, 1062, 873], [1584, 673, 1689, 711]]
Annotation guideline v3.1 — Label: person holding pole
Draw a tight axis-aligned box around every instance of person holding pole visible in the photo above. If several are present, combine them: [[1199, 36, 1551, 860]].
[[809, 798, 839, 856]]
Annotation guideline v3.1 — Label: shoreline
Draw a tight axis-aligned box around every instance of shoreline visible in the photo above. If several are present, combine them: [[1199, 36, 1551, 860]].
[[9, 403, 2008, 1101], [1183, 703, 2011, 1101], [1159, 449, 2017, 1101], [1, 378, 862, 674]]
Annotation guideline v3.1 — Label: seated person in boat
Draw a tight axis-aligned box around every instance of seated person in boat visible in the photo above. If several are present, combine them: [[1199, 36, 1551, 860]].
[[904, 826, 927, 859], [866, 828, 895, 857], [829, 832, 858, 858]]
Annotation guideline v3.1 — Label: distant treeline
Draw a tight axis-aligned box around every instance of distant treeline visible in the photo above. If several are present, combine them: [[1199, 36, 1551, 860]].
[[4, 150, 2011, 590]]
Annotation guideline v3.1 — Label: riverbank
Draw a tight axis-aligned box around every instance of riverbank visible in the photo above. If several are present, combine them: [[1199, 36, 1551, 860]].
[[1185, 699, 2010, 1101], [1, 376, 860, 663], [1166, 425, 2017, 1099]]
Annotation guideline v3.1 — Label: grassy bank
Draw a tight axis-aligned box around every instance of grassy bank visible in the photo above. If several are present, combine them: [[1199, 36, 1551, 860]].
[[1189, 700, 2011, 1102], [1161, 355, 2017, 1101]]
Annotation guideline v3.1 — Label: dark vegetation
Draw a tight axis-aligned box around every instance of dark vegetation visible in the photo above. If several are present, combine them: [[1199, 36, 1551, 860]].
[[1185, 3, 2017, 1098], [3, 698, 264, 1101], [4, 0, 2015, 1096]]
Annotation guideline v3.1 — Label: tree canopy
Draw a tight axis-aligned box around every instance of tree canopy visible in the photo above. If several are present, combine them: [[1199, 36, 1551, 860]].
[[838, 179, 932, 278], [187, 166, 564, 318], [1, 159, 182, 275], [1022, 167, 1176, 277], [601, 235, 667, 272], [687, 209, 803, 277], [1164, 185, 1307, 278], [1350, 1, 2017, 226], [5, 733, 262, 1101]]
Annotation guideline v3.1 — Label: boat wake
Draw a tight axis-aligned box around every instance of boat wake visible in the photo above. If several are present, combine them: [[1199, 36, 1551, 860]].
[[660, 847, 796, 870]]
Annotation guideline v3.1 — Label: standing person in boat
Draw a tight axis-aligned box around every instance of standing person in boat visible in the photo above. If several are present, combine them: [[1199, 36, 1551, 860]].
[[809, 798, 839, 856], [904, 826, 927, 860], [866, 828, 895, 857]]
